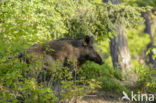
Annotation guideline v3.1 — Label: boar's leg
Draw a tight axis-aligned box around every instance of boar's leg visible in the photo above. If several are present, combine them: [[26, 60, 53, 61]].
[[37, 55, 62, 96], [37, 55, 56, 82]]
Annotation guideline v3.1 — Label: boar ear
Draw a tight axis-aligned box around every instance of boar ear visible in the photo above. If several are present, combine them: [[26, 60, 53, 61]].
[[83, 35, 94, 46]]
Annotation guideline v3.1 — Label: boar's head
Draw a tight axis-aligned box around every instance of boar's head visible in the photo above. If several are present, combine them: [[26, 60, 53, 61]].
[[78, 36, 103, 65]]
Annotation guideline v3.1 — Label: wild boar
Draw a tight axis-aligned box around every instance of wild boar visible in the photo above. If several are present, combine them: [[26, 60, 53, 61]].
[[15, 35, 103, 96], [18, 35, 103, 71]]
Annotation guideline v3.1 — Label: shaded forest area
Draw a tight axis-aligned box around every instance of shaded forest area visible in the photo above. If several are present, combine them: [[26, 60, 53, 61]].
[[0, 0, 156, 103]]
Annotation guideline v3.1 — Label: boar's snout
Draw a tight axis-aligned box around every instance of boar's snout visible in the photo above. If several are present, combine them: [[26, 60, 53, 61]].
[[82, 35, 104, 65], [99, 61, 104, 65], [97, 59, 104, 65], [94, 53, 103, 65], [86, 48, 104, 65]]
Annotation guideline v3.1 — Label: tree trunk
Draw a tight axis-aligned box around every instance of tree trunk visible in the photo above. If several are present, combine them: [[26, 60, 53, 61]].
[[142, 12, 152, 39], [110, 25, 132, 72], [103, 0, 137, 82], [142, 11, 156, 68], [110, 25, 137, 82], [103, 0, 120, 4]]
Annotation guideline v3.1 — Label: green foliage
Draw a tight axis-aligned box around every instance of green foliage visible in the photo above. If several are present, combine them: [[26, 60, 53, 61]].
[[0, 0, 67, 43], [127, 25, 150, 57], [0, 55, 101, 102], [0, 0, 143, 42], [0, 59, 58, 102], [123, 0, 156, 7], [0, 0, 151, 102], [64, 2, 143, 39], [134, 64, 156, 93], [127, 22, 156, 94], [79, 61, 127, 94], [80, 61, 122, 80]]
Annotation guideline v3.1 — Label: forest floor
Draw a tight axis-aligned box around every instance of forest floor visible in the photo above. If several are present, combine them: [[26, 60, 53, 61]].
[[59, 91, 126, 103], [77, 93, 124, 103], [73, 81, 135, 103], [76, 91, 128, 103]]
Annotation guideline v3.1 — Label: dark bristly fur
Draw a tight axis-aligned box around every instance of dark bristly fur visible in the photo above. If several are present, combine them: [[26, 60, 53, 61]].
[[16, 36, 103, 70]]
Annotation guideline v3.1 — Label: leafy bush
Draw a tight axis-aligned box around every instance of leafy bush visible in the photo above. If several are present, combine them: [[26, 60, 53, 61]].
[[79, 61, 127, 94], [127, 24, 156, 94], [0, 58, 58, 102], [0, 0, 146, 102], [134, 64, 156, 93]]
